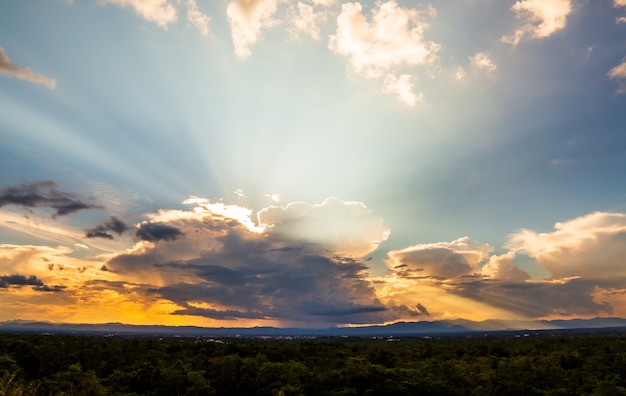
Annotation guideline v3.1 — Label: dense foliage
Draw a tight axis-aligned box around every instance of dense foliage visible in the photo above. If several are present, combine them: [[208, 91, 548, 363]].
[[1, 332, 626, 395]]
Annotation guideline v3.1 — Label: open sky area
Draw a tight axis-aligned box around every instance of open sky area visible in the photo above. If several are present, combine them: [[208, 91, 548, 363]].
[[1, 0, 625, 328]]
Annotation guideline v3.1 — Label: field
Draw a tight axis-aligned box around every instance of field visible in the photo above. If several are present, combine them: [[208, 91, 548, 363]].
[[1, 332, 626, 395]]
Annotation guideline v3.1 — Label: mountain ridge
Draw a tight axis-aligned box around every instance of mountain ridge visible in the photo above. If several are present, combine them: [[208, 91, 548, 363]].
[[2, 317, 626, 337]]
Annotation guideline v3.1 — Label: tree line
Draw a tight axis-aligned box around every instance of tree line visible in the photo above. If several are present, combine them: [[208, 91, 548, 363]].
[[1, 332, 626, 395]]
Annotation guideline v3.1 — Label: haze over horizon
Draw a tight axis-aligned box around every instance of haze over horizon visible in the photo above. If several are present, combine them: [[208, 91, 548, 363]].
[[1, 0, 626, 329]]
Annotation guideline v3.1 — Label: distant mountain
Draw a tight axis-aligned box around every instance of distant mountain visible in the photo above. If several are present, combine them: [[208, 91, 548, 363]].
[[537, 317, 626, 329], [1, 317, 626, 337]]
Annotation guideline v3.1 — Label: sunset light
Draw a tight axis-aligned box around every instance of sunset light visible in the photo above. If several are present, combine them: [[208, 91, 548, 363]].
[[1, 0, 626, 329]]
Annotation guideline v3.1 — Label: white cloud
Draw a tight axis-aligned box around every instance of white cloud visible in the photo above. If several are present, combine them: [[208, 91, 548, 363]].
[[269, 194, 280, 202], [470, 51, 496, 73], [289, 2, 329, 41], [453, 66, 465, 80], [329, 1, 439, 77], [258, 197, 390, 258], [380, 213, 626, 320], [102, 0, 177, 28], [611, 1, 624, 22], [481, 252, 530, 281], [506, 212, 626, 279], [0, 47, 56, 89], [386, 236, 493, 279], [381, 232, 621, 319], [186, 0, 210, 37], [328, 1, 439, 105], [608, 60, 626, 93], [382, 74, 420, 106], [310, 0, 335, 6], [233, 189, 246, 199], [227, 0, 279, 58], [180, 196, 265, 233], [502, 0, 572, 45]]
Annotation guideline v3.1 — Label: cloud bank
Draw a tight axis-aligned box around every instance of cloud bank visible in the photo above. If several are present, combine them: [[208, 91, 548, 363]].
[[3, 181, 626, 325], [379, 211, 626, 321], [104, 197, 390, 325]]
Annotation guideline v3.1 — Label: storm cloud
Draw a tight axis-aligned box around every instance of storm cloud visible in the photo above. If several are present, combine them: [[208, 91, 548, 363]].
[[107, 197, 390, 325]]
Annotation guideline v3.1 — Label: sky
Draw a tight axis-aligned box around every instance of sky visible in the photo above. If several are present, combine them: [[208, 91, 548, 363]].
[[0, 0, 625, 328]]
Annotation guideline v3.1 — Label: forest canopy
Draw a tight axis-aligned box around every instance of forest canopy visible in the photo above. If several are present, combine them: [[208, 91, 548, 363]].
[[1, 333, 626, 395]]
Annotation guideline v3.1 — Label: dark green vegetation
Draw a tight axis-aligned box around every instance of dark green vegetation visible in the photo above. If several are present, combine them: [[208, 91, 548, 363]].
[[1, 333, 626, 395]]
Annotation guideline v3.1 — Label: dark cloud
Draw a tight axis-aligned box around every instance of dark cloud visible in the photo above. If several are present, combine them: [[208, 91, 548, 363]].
[[136, 222, 183, 242], [85, 216, 130, 239], [171, 306, 268, 320], [149, 252, 387, 324], [302, 304, 387, 317], [83, 279, 136, 293], [416, 303, 430, 316], [0, 274, 64, 292], [387, 303, 431, 318], [0, 274, 43, 288], [393, 264, 408, 269], [108, 203, 389, 325], [0, 181, 101, 217], [450, 277, 614, 318], [86, 231, 114, 240], [196, 265, 257, 286], [33, 285, 67, 292]]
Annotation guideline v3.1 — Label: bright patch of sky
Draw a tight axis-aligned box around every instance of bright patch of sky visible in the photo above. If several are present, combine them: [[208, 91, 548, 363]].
[[0, 0, 625, 327]]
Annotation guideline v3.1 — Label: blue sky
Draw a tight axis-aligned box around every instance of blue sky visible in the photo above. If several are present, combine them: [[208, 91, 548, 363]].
[[0, 0, 625, 327]]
